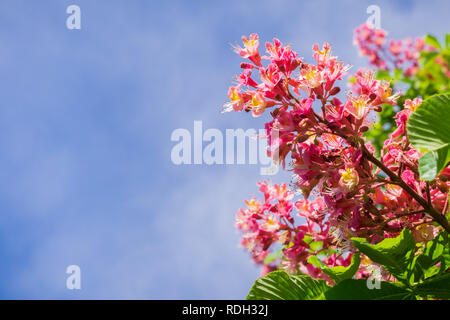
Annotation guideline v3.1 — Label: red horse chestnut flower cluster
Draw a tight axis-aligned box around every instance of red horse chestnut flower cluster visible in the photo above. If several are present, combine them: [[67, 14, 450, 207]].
[[353, 23, 431, 77], [223, 32, 450, 281]]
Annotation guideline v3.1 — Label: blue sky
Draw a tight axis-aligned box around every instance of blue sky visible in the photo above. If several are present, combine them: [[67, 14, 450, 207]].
[[0, 0, 448, 299]]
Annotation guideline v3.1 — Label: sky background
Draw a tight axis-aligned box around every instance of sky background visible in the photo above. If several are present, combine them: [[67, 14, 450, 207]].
[[0, 0, 448, 299]]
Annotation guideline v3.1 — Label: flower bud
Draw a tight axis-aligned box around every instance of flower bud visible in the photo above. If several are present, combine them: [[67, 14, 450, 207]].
[[240, 62, 255, 69], [325, 80, 334, 92], [373, 106, 383, 112], [360, 126, 369, 132], [329, 87, 341, 96], [313, 86, 324, 97], [332, 98, 342, 107], [290, 59, 301, 72], [271, 107, 280, 117]]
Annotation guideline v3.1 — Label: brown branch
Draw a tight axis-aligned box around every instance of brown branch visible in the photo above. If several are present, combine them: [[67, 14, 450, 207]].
[[378, 209, 426, 229], [359, 140, 450, 234], [426, 182, 432, 207]]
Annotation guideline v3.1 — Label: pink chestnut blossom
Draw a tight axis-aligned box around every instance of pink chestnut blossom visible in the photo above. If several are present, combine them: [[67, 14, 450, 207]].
[[224, 32, 450, 282], [232, 33, 262, 66], [353, 23, 432, 77]]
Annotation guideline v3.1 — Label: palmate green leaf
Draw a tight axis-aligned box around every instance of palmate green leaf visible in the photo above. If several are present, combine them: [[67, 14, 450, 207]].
[[407, 93, 450, 180], [421, 51, 440, 67], [352, 229, 416, 283], [307, 252, 360, 284], [246, 271, 329, 300], [324, 279, 414, 300], [418, 147, 450, 181], [407, 94, 450, 152], [415, 273, 450, 299], [424, 34, 442, 49]]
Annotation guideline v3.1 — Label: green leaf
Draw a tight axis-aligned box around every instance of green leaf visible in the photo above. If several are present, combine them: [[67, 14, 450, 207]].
[[417, 232, 449, 269], [418, 148, 450, 181], [376, 70, 391, 81], [422, 265, 441, 279], [407, 93, 450, 180], [418, 152, 438, 180], [352, 229, 416, 283], [309, 241, 323, 251], [424, 34, 442, 49], [246, 271, 329, 300], [394, 68, 403, 81], [407, 232, 450, 283], [263, 253, 277, 265], [407, 94, 450, 152], [446, 33, 450, 49], [421, 51, 439, 61], [324, 279, 414, 300], [308, 253, 360, 284], [415, 273, 450, 299]]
